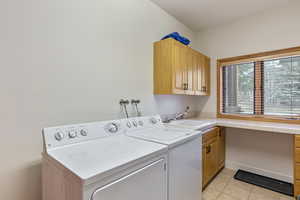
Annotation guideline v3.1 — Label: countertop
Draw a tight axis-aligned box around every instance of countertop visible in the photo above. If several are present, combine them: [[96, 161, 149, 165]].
[[169, 118, 300, 135]]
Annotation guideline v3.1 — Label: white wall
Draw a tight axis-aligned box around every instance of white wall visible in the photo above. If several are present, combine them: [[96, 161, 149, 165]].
[[0, 0, 200, 199], [196, 1, 300, 115], [195, 1, 300, 182], [226, 128, 293, 182]]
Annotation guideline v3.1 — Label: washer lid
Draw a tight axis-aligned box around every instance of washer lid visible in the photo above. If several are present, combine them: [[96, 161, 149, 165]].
[[47, 135, 167, 184], [127, 127, 201, 147], [169, 119, 217, 130]]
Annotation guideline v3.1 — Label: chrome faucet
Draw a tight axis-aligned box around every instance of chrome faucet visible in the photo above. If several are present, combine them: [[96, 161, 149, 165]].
[[174, 106, 190, 120], [164, 106, 190, 123]]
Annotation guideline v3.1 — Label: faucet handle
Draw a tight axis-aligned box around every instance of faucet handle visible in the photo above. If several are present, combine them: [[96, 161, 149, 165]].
[[120, 99, 129, 105], [131, 99, 140, 104]]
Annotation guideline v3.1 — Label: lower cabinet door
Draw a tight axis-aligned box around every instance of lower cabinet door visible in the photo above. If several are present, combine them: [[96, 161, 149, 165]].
[[295, 180, 300, 196], [202, 145, 208, 187], [203, 139, 218, 187], [91, 159, 167, 200], [217, 128, 225, 170]]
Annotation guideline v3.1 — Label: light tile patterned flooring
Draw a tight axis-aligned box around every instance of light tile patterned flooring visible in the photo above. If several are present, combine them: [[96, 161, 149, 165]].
[[203, 168, 294, 200]]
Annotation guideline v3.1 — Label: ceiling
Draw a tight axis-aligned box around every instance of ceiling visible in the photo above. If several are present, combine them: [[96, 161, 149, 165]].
[[150, 0, 293, 31]]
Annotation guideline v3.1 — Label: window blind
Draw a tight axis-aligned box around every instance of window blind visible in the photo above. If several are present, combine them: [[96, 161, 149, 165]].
[[222, 63, 254, 114], [263, 56, 300, 116], [221, 56, 300, 117]]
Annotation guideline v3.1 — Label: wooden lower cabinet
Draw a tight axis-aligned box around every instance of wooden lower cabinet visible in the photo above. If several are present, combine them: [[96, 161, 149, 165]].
[[295, 135, 300, 196], [217, 127, 226, 170], [203, 137, 218, 186], [202, 127, 225, 188], [295, 181, 300, 197], [295, 148, 300, 163]]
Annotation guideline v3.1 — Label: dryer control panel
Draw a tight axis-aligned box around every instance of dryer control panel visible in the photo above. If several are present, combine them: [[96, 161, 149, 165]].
[[42, 120, 124, 150]]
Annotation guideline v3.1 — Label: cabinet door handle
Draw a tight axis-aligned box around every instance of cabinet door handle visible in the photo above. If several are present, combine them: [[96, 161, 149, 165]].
[[183, 83, 188, 90], [206, 145, 211, 154], [201, 86, 206, 92]]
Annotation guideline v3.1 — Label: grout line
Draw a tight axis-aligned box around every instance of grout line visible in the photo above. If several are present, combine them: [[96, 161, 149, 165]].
[[207, 168, 294, 200], [246, 185, 254, 200], [211, 168, 234, 200]]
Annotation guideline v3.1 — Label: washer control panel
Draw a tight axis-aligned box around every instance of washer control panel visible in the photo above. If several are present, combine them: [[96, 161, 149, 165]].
[[121, 115, 163, 132], [43, 120, 123, 150]]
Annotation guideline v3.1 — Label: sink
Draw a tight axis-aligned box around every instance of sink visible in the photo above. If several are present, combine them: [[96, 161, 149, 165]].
[[167, 119, 217, 130]]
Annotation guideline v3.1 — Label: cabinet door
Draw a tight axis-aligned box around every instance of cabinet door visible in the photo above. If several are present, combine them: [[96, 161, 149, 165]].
[[217, 128, 225, 170], [202, 56, 210, 95], [185, 49, 196, 95], [202, 145, 207, 187], [173, 42, 187, 94], [295, 181, 300, 197], [195, 53, 205, 95], [203, 139, 218, 187]]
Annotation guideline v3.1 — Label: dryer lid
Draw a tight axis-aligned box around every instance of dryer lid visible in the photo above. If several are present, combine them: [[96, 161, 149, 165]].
[[47, 135, 167, 185]]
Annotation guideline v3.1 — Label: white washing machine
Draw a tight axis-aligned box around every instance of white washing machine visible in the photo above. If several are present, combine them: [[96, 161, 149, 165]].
[[122, 115, 203, 200], [42, 119, 168, 200]]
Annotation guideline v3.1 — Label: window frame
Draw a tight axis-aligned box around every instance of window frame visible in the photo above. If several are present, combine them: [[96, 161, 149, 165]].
[[217, 46, 300, 124]]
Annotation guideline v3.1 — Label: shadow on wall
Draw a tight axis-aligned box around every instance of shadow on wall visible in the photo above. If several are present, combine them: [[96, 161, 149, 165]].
[[153, 94, 210, 117], [195, 96, 210, 115], [26, 161, 42, 200], [3, 161, 42, 200]]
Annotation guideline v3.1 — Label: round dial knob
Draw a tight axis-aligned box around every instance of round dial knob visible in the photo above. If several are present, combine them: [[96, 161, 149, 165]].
[[68, 130, 77, 138], [107, 123, 119, 133], [132, 120, 138, 127], [54, 131, 65, 141], [126, 121, 132, 128], [80, 129, 88, 136], [138, 120, 144, 126], [150, 117, 158, 124]]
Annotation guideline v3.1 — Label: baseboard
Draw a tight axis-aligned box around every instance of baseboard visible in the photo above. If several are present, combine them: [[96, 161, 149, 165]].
[[225, 160, 293, 183]]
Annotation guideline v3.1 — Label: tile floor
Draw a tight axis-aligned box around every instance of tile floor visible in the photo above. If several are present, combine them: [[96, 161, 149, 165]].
[[203, 168, 295, 200]]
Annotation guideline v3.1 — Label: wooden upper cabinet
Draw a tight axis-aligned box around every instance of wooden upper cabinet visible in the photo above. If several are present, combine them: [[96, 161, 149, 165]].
[[186, 48, 195, 95], [194, 52, 210, 96], [173, 41, 186, 94], [154, 38, 210, 96], [204, 56, 211, 95]]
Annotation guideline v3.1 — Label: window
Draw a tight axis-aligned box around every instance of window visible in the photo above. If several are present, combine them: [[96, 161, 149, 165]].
[[264, 57, 300, 116], [217, 46, 300, 123], [222, 63, 254, 114]]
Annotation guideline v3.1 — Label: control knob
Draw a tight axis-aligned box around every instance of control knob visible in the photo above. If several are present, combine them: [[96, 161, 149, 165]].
[[132, 120, 138, 127], [54, 131, 65, 141], [126, 121, 132, 128], [107, 123, 119, 133], [68, 130, 77, 138], [80, 129, 88, 136], [150, 117, 158, 124]]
